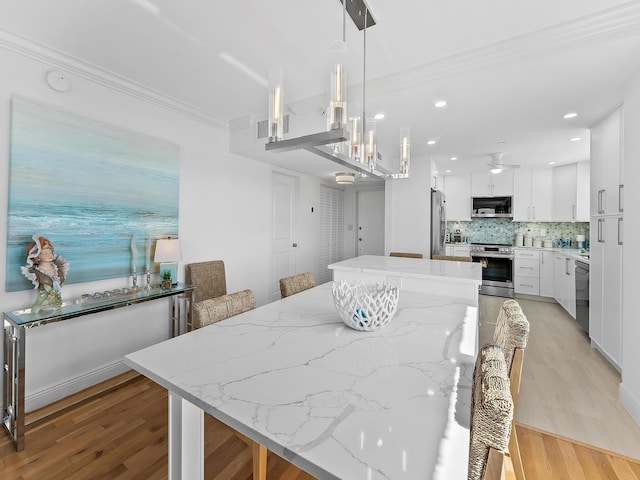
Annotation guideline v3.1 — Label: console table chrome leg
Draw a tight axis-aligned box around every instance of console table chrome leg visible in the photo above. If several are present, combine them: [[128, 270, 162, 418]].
[[170, 296, 178, 337], [3, 320, 25, 451], [169, 293, 191, 337]]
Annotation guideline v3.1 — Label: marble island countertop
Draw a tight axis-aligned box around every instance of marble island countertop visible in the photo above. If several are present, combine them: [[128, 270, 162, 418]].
[[125, 283, 478, 479], [329, 255, 482, 285]]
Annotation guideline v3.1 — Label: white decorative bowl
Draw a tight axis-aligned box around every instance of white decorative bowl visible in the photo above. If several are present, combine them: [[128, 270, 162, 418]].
[[331, 281, 400, 331]]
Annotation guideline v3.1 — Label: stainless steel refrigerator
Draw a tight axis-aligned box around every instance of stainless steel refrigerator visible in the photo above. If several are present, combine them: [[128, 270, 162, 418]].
[[430, 188, 446, 258]]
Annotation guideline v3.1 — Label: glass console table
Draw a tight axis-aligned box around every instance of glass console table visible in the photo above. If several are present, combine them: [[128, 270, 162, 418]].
[[2, 283, 194, 451]]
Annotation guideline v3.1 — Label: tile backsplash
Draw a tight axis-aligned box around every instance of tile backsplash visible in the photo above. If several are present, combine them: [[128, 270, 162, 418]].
[[447, 218, 590, 246]]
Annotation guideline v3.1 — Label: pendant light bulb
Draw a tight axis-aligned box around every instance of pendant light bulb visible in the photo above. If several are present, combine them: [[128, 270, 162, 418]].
[[348, 102, 361, 160], [268, 68, 284, 142], [364, 118, 376, 170], [328, 40, 347, 130], [400, 125, 410, 175]]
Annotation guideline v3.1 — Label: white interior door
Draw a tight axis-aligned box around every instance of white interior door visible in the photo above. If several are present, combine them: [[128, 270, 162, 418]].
[[271, 172, 298, 301], [356, 189, 385, 256]]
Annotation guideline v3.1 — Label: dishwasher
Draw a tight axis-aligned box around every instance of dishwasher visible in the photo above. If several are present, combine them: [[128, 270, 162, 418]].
[[575, 260, 589, 334]]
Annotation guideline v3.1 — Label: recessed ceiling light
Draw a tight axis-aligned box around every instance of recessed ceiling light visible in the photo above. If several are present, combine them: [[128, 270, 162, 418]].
[[563, 112, 578, 119], [445, 170, 452, 173], [570, 137, 582, 142], [450, 156, 458, 161], [548, 161, 556, 165], [434, 100, 448, 108], [374, 113, 385, 120], [427, 140, 436, 145]]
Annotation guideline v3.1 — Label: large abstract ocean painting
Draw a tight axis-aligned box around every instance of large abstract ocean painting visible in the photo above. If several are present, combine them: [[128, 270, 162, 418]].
[[5, 98, 180, 292]]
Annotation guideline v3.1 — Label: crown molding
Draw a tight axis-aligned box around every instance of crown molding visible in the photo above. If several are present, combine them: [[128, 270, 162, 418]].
[[0, 28, 229, 130], [366, 2, 640, 96]]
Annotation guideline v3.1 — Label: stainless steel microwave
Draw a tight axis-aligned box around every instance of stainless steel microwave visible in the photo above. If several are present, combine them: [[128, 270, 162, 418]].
[[471, 196, 513, 218]]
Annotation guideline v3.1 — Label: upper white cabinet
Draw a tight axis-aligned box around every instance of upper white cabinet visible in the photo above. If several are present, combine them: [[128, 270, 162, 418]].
[[441, 174, 471, 220], [591, 106, 623, 216], [552, 163, 590, 222], [471, 171, 513, 197], [513, 168, 553, 221]]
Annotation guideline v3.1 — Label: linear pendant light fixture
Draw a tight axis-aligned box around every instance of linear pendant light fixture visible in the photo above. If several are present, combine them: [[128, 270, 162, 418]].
[[265, 0, 409, 182]]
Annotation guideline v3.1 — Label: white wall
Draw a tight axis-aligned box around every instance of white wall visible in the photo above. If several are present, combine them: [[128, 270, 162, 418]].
[[621, 71, 640, 425], [385, 154, 431, 257], [0, 43, 325, 409]]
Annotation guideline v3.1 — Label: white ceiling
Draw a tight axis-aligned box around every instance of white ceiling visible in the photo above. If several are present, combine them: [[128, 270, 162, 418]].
[[2, 0, 640, 181]]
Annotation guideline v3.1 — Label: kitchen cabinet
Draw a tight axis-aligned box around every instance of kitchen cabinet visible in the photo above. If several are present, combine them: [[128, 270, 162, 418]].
[[513, 168, 553, 221], [445, 244, 470, 257], [553, 252, 575, 318], [590, 106, 623, 216], [539, 250, 554, 297], [589, 106, 623, 371], [471, 170, 513, 197], [552, 163, 590, 222], [590, 216, 623, 369], [514, 249, 540, 295], [441, 174, 471, 220]]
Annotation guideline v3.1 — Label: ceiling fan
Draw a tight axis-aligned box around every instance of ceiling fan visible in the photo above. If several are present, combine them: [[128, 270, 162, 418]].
[[487, 152, 520, 174]]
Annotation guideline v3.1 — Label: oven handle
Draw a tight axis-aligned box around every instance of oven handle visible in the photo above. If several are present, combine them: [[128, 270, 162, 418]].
[[471, 254, 515, 260]]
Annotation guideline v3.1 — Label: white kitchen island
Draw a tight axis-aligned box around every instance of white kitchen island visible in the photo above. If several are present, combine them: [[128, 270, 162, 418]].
[[125, 282, 478, 480], [329, 255, 482, 304]]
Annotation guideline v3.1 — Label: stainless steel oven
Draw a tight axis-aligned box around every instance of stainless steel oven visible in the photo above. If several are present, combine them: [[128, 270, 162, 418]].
[[470, 243, 514, 297]]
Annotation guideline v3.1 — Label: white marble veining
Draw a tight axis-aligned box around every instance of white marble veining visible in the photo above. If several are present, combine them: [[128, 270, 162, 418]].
[[126, 283, 477, 480]]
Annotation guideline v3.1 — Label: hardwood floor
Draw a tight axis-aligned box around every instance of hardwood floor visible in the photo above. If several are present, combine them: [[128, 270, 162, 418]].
[[0, 373, 313, 480], [2, 294, 640, 479], [517, 424, 640, 480]]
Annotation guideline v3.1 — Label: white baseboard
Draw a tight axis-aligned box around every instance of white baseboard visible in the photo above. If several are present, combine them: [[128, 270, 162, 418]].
[[619, 382, 640, 427], [25, 360, 131, 412]]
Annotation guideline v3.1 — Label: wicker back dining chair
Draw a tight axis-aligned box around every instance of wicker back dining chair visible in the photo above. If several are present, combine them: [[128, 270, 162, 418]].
[[468, 343, 514, 480], [185, 260, 227, 303], [492, 299, 530, 480], [279, 272, 316, 298]]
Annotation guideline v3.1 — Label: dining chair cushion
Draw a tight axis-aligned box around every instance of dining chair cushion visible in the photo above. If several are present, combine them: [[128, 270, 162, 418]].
[[192, 289, 256, 329], [185, 260, 227, 303], [493, 300, 529, 371], [279, 272, 316, 298], [468, 343, 513, 480]]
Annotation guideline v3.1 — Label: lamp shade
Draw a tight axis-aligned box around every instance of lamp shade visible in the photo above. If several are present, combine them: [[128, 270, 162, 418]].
[[154, 238, 181, 262]]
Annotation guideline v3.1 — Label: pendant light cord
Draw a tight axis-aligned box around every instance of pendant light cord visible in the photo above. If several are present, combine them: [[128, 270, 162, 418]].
[[362, 8, 368, 166]]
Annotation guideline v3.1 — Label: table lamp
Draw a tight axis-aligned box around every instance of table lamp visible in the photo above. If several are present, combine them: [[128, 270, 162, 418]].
[[154, 237, 181, 285]]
